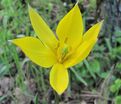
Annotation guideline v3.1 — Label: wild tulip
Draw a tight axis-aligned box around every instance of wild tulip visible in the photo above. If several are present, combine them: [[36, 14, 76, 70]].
[[12, 4, 103, 95]]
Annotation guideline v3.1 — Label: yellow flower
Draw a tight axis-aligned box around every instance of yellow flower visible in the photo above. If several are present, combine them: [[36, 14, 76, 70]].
[[12, 4, 103, 95]]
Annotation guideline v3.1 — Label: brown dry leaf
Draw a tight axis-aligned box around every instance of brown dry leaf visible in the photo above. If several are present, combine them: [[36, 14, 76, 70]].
[[0, 77, 14, 96], [14, 87, 32, 104]]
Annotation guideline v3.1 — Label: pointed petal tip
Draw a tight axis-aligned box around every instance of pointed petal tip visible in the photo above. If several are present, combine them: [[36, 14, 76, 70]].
[[101, 19, 104, 22], [28, 4, 33, 12], [28, 4, 32, 14], [51, 84, 67, 95], [55, 90, 63, 95], [8, 40, 12, 43], [28, 4, 31, 9], [11, 39, 19, 45], [75, 0, 79, 5], [50, 64, 69, 96], [99, 20, 104, 26]]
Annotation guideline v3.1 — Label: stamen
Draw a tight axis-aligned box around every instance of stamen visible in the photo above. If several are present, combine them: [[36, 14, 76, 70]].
[[60, 44, 69, 62], [57, 42, 71, 63]]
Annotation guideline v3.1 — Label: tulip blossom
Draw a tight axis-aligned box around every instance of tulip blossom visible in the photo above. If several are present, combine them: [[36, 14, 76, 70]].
[[12, 4, 103, 95]]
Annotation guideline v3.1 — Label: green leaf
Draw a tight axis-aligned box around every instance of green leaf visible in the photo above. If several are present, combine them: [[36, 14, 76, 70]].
[[115, 38, 121, 43], [114, 27, 121, 37], [105, 38, 112, 52], [84, 60, 96, 79], [115, 79, 121, 89], [33, 94, 39, 104], [0, 95, 8, 102], [70, 68, 88, 86], [115, 96, 121, 104], [99, 72, 109, 79], [110, 85, 117, 93], [110, 79, 121, 93], [112, 47, 121, 55], [90, 59, 100, 74], [80, 68, 88, 77], [0, 64, 9, 77], [116, 63, 121, 71]]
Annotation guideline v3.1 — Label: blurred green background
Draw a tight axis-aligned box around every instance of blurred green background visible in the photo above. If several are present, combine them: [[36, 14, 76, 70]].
[[0, 0, 121, 104]]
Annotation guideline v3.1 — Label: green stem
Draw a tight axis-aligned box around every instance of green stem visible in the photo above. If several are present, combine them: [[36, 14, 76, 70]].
[[39, 68, 46, 92], [54, 91, 60, 104]]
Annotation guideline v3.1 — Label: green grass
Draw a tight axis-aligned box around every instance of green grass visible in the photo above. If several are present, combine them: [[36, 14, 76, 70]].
[[0, 0, 121, 103]]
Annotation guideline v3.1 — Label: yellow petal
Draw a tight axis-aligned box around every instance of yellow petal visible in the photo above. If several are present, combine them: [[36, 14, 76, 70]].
[[56, 4, 83, 49], [64, 39, 97, 68], [29, 6, 58, 50], [83, 20, 103, 41], [64, 21, 103, 68], [12, 37, 57, 68], [50, 63, 69, 95]]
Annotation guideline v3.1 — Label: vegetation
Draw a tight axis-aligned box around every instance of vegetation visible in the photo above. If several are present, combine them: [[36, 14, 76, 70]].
[[0, 0, 121, 104]]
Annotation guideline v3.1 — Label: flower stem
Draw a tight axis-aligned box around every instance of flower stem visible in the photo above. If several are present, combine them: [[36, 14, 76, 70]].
[[39, 67, 46, 92], [54, 91, 60, 104]]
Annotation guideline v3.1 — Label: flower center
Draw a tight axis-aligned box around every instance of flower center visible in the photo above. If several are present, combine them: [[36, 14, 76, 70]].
[[61, 44, 69, 59], [57, 43, 71, 63]]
